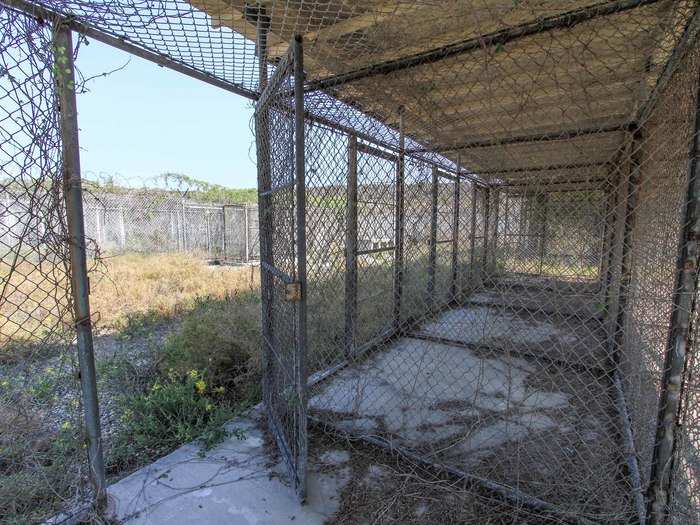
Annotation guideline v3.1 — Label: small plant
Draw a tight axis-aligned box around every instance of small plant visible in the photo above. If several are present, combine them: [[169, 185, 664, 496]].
[[109, 369, 234, 471], [159, 292, 261, 399]]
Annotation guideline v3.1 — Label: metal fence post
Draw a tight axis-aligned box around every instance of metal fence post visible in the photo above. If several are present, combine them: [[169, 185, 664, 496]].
[[469, 184, 478, 285], [451, 155, 461, 300], [205, 211, 211, 255], [292, 33, 308, 502], [612, 128, 642, 368], [181, 200, 187, 252], [492, 188, 500, 273], [255, 10, 274, 423], [222, 205, 228, 260], [118, 207, 126, 250], [537, 192, 548, 275], [244, 204, 251, 263], [647, 72, 700, 524], [53, 24, 106, 505], [482, 185, 491, 273], [393, 111, 405, 330], [427, 167, 438, 309], [345, 134, 358, 358], [600, 170, 619, 305]]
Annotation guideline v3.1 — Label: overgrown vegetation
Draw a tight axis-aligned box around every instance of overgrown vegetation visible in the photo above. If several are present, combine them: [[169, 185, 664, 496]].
[[109, 292, 262, 473], [0, 255, 262, 523], [110, 369, 237, 470]]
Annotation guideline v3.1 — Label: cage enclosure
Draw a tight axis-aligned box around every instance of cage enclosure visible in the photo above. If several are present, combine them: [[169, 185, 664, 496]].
[[251, 2, 700, 523], [0, 0, 698, 522]]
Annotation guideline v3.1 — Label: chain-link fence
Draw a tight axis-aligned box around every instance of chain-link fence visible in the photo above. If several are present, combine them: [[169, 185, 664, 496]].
[[3, 190, 259, 262], [1, 10, 92, 523], [2, 0, 700, 523], [253, 2, 700, 524]]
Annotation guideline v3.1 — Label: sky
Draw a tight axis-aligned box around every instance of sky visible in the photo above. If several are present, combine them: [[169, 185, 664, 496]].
[[74, 38, 258, 189]]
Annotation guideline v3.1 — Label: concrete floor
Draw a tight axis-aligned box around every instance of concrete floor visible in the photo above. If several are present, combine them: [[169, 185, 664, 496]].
[[106, 302, 613, 523], [107, 411, 350, 525]]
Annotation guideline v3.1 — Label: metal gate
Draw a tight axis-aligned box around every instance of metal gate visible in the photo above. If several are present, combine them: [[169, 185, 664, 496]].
[[255, 36, 308, 500]]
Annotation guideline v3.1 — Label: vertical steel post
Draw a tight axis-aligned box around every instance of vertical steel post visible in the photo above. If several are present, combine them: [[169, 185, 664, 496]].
[[244, 204, 250, 263], [503, 192, 510, 272], [647, 73, 700, 524], [482, 186, 491, 275], [292, 34, 308, 503], [427, 167, 439, 309], [345, 134, 358, 358], [600, 171, 619, 304], [393, 112, 405, 330], [53, 25, 106, 504], [492, 188, 500, 273], [181, 201, 187, 251], [254, 9, 274, 434], [118, 207, 126, 250], [205, 211, 211, 255], [222, 205, 228, 260], [451, 155, 461, 300], [612, 128, 642, 368], [538, 193, 548, 276], [469, 184, 478, 285]]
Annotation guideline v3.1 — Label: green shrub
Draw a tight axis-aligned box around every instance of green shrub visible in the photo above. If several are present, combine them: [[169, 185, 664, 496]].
[[110, 369, 235, 471], [159, 292, 261, 402]]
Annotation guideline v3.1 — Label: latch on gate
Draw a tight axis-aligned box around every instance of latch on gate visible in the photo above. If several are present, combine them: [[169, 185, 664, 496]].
[[285, 282, 302, 302]]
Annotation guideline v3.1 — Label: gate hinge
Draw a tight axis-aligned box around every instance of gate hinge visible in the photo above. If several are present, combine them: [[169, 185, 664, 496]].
[[285, 282, 302, 302]]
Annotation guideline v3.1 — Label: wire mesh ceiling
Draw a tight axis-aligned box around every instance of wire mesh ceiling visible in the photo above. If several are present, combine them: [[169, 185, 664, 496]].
[[4, 0, 694, 166]]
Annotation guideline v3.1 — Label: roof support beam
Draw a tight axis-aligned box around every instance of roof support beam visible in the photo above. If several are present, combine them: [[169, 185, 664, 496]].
[[475, 161, 607, 177], [304, 0, 662, 93], [406, 124, 629, 154]]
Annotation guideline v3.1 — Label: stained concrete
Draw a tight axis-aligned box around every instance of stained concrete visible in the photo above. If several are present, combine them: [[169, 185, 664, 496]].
[[107, 411, 350, 524], [415, 303, 606, 367], [309, 335, 581, 467], [417, 305, 580, 346]]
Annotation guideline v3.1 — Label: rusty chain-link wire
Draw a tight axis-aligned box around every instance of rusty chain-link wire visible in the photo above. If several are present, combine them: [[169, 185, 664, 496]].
[[2, 0, 700, 523]]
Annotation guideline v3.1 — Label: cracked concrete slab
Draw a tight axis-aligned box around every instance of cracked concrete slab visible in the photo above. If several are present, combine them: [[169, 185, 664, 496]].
[[107, 411, 349, 525]]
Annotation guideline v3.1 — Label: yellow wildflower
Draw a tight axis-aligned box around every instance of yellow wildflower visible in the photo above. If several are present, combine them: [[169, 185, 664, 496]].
[[189, 369, 199, 380], [194, 379, 206, 394], [61, 421, 72, 431], [151, 382, 161, 392], [205, 402, 214, 412]]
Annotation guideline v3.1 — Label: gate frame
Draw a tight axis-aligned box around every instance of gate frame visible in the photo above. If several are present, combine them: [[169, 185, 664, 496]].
[[254, 23, 309, 501]]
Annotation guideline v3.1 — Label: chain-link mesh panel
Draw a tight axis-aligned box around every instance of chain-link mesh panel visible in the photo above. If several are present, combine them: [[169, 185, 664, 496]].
[[625, 36, 700, 524], [0, 10, 92, 523], [73, 191, 260, 260], [295, 3, 700, 522], [223, 204, 259, 262], [255, 44, 307, 499]]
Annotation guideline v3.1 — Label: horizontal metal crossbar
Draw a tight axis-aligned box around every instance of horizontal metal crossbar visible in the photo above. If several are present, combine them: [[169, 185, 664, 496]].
[[304, 0, 661, 92], [357, 141, 398, 163], [357, 245, 395, 256], [406, 124, 629, 154], [475, 161, 608, 176], [259, 180, 295, 197], [261, 261, 295, 284]]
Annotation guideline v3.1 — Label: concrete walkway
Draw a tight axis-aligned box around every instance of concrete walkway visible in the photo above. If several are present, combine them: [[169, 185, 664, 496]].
[[107, 411, 349, 524]]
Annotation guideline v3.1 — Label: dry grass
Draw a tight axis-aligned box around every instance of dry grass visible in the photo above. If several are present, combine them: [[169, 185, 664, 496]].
[[91, 254, 260, 331]]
